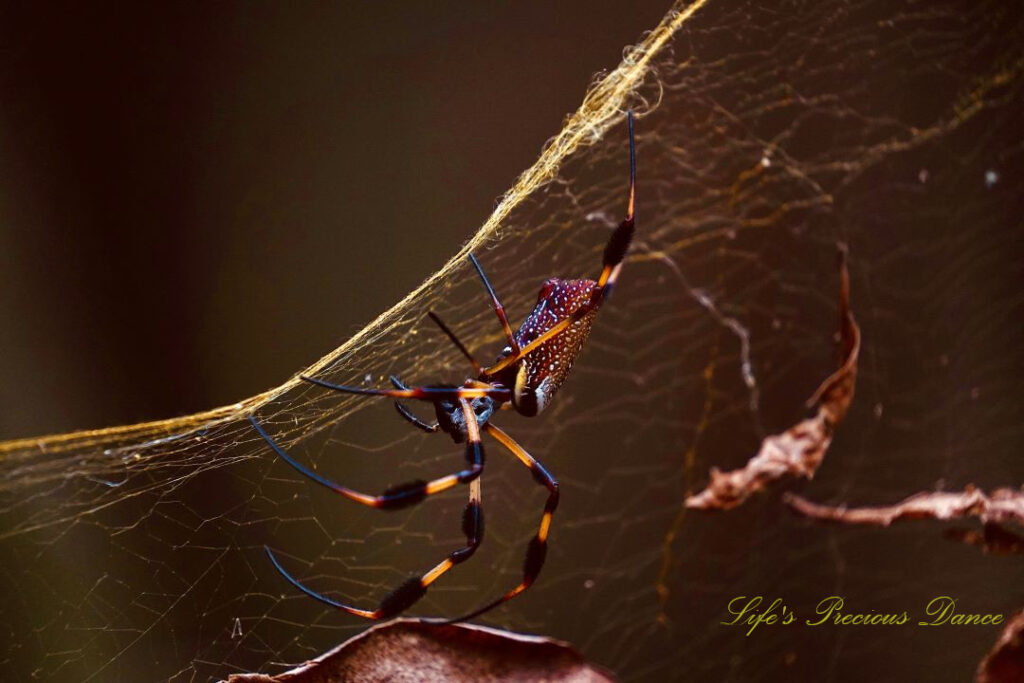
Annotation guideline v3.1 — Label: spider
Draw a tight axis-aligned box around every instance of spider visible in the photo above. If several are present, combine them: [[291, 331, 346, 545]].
[[250, 110, 636, 623]]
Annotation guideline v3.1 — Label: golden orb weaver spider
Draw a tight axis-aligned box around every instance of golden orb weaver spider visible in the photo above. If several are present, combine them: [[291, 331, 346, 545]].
[[250, 110, 636, 623]]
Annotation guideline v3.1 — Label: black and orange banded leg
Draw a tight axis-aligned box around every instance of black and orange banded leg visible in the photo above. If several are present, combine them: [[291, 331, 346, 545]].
[[468, 252, 521, 355], [482, 110, 636, 379], [300, 374, 510, 403], [267, 477, 484, 620], [442, 422, 559, 623], [599, 107, 636, 302], [378, 474, 484, 618], [260, 399, 486, 619], [249, 412, 481, 510]]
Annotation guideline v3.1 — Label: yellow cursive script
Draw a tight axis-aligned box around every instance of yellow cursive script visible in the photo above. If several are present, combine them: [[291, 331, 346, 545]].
[[721, 596, 795, 635], [918, 596, 1005, 626], [805, 596, 908, 626]]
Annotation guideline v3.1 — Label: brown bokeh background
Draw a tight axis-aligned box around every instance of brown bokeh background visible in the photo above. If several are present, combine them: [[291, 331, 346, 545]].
[[0, 1, 669, 439], [2, 3, 1021, 682]]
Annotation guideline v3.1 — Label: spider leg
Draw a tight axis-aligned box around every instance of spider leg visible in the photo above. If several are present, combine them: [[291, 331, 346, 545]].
[[249, 413, 482, 510], [468, 252, 521, 355], [390, 375, 439, 433], [264, 480, 484, 620], [394, 403, 437, 432], [300, 375, 510, 402], [439, 422, 558, 624], [427, 311, 482, 375], [481, 111, 636, 379], [599, 108, 636, 300], [262, 400, 486, 620], [264, 547, 378, 619]]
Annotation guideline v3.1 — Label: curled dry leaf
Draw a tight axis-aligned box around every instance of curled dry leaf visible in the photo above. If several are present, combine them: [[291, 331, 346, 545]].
[[976, 609, 1024, 683], [784, 486, 1024, 529], [686, 245, 860, 511], [224, 618, 615, 683]]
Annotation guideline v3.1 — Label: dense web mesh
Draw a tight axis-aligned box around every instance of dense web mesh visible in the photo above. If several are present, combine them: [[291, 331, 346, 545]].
[[1, 1, 1022, 681]]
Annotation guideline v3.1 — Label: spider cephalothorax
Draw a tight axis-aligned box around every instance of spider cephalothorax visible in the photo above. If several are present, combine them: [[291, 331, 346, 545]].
[[435, 395, 497, 443], [252, 111, 637, 623]]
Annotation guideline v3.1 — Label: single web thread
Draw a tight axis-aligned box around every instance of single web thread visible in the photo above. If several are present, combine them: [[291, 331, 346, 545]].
[[0, 1, 1022, 681]]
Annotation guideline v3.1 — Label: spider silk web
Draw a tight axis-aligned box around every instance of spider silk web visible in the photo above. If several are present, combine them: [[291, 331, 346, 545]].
[[1, 1, 1022, 681]]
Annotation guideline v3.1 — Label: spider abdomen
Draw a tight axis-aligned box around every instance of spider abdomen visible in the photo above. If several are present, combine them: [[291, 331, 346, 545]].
[[504, 278, 599, 416]]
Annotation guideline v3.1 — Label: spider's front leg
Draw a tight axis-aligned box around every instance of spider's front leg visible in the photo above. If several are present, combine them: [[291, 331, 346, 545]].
[[257, 399, 486, 619], [300, 374, 509, 402], [480, 110, 636, 380]]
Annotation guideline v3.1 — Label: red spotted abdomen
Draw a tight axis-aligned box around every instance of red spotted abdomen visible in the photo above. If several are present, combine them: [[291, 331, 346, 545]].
[[504, 278, 598, 415]]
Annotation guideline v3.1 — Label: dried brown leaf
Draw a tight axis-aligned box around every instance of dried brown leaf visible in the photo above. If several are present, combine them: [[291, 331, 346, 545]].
[[784, 486, 1024, 529], [224, 619, 615, 683], [686, 245, 860, 510]]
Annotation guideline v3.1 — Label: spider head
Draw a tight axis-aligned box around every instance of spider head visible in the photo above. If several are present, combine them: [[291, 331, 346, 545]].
[[435, 395, 496, 443]]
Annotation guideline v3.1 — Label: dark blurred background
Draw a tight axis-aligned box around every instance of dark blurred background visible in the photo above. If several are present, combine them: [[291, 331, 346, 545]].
[[2, 3, 1022, 683], [0, 1, 669, 439]]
